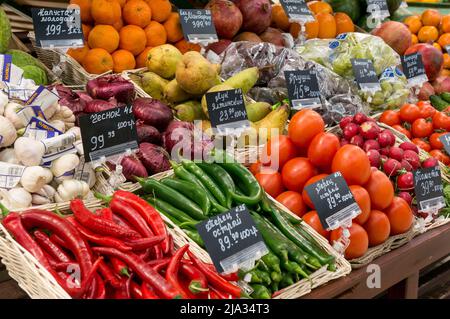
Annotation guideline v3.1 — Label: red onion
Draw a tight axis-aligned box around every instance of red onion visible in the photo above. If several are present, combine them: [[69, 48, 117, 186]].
[[84, 99, 117, 113], [86, 75, 135, 104], [138, 143, 170, 175], [136, 120, 161, 145], [120, 156, 148, 182], [132, 98, 173, 131]]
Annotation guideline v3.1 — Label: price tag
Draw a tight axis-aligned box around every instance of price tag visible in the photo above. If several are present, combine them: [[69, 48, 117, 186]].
[[178, 9, 218, 45], [351, 58, 381, 93], [31, 7, 84, 49], [79, 106, 138, 163], [284, 70, 321, 111], [366, 0, 390, 19], [206, 88, 250, 136], [25, 85, 59, 112], [305, 172, 361, 230], [439, 133, 450, 156], [401, 53, 428, 86], [0, 54, 23, 85], [413, 166, 445, 213], [279, 0, 314, 23], [0, 162, 25, 189], [196, 204, 268, 274]]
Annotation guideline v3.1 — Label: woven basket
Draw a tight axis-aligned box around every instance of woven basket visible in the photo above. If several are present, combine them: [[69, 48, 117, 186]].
[[127, 169, 351, 299]]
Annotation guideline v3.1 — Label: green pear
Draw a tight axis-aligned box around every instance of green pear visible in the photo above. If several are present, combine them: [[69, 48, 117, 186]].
[[164, 79, 193, 105], [246, 101, 272, 122], [146, 44, 182, 79], [175, 100, 204, 121], [140, 71, 169, 100], [223, 67, 259, 94]]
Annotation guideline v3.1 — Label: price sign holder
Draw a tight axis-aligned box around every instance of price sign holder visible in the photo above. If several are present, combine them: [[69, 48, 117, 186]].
[[366, 0, 390, 20], [351, 58, 381, 93], [440, 133, 450, 156], [178, 9, 218, 47], [31, 7, 84, 49], [284, 70, 321, 112], [196, 204, 268, 274], [79, 105, 138, 164], [401, 52, 428, 87], [279, 0, 315, 24], [414, 166, 445, 215]]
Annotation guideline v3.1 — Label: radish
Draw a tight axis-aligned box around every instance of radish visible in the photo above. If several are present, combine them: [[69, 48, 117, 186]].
[[343, 123, 359, 140], [380, 155, 389, 163], [401, 159, 413, 172], [353, 113, 368, 125], [378, 129, 395, 147], [363, 139, 380, 152], [398, 192, 413, 206], [339, 116, 354, 130], [383, 158, 402, 176], [350, 135, 364, 148], [389, 146, 404, 161], [367, 149, 381, 168], [403, 150, 420, 169], [340, 138, 350, 146], [380, 147, 391, 156], [359, 121, 381, 140], [422, 157, 439, 168], [397, 172, 414, 190], [399, 142, 419, 154]]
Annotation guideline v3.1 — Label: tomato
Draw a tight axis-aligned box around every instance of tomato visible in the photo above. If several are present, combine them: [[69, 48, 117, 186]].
[[429, 149, 450, 165], [363, 210, 391, 247], [385, 197, 413, 235], [418, 102, 436, 118], [307, 132, 340, 169], [261, 135, 299, 171], [411, 118, 434, 138], [412, 138, 431, 152], [302, 211, 329, 239], [399, 103, 421, 123], [363, 169, 394, 210], [331, 145, 371, 185], [302, 174, 329, 209], [330, 223, 368, 260], [350, 185, 371, 225], [379, 110, 400, 126], [432, 111, 450, 131], [429, 132, 445, 150], [255, 171, 285, 198], [281, 157, 317, 192], [391, 125, 412, 139], [288, 109, 325, 150], [249, 161, 262, 175], [416, 100, 431, 108], [276, 191, 306, 217]]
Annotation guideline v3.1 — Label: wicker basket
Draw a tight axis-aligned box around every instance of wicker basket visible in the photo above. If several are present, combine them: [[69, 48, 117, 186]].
[[126, 169, 351, 299]]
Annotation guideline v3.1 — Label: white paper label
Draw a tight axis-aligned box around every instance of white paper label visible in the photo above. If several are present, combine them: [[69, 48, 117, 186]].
[[0, 162, 26, 189]]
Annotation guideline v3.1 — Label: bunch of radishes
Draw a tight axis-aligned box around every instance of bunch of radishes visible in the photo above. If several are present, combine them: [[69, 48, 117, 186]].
[[339, 113, 439, 207]]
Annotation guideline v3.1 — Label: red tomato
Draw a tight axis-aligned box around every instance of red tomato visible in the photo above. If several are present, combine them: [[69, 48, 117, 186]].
[[418, 102, 436, 118], [379, 110, 400, 126], [429, 149, 450, 165], [350, 185, 371, 225], [399, 103, 421, 123], [412, 138, 431, 152], [288, 109, 325, 150], [411, 118, 434, 138], [392, 125, 412, 139], [302, 174, 329, 209], [307, 132, 340, 169], [432, 111, 450, 131], [385, 197, 413, 235], [363, 169, 394, 210], [249, 161, 262, 175], [281, 157, 317, 192], [275, 191, 306, 217], [255, 171, 285, 198], [302, 211, 330, 239], [331, 145, 371, 185], [330, 223, 368, 260], [429, 132, 445, 150], [261, 135, 298, 171], [363, 210, 391, 247]]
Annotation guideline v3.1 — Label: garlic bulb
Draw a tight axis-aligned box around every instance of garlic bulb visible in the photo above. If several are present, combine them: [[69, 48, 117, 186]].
[[49, 120, 66, 133], [0, 116, 17, 147], [50, 105, 75, 130], [4, 102, 24, 130], [0, 188, 32, 210], [42, 168, 53, 184], [0, 91, 7, 116], [51, 154, 79, 181], [43, 101, 60, 120], [32, 185, 56, 205], [20, 166, 49, 193], [66, 127, 81, 141], [54, 180, 90, 202], [14, 137, 45, 166], [0, 148, 20, 164]]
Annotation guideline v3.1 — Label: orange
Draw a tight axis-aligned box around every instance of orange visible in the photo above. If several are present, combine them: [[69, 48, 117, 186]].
[[91, 0, 121, 25], [111, 49, 136, 72], [145, 0, 172, 23], [316, 12, 336, 39], [144, 21, 167, 47], [334, 12, 354, 35], [67, 44, 89, 63], [307, 1, 333, 15], [114, 0, 126, 7], [163, 12, 183, 43], [174, 39, 201, 53], [88, 25, 120, 53], [271, 4, 290, 31], [443, 53, 450, 69], [82, 23, 92, 40], [363, 210, 391, 247], [441, 69, 450, 76], [418, 26, 439, 43], [438, 33, 450, 49], [433, 42, 442, 51], [403, 15, 422, 34], [442, 15, 450, 33], [112, 18, 123, 31], [82, 48, 113, 74], [290, 19, 319, 39], [119, 25, 147, 55], [411, 33, 418, 45], [136, 46, 152, 68], [421, 9, 441, 27], [70, 0, 92, 23], [123, 0, 152, 28]]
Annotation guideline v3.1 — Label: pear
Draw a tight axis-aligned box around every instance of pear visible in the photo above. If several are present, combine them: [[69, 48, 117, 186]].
[[140, 71, 169, 100], [223, 67, 259, 94], [200, 84, 234, 118], [195, 120, 213, 137], [164, 79, 193, 105], [175, 100, 204, 121], [176, 51, 221, 95], [146, 44, 182, 79], [253, 103, 290, 142], [246, 101, 272, 122]]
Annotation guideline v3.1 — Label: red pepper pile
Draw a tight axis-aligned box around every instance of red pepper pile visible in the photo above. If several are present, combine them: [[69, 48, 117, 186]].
[[1, 190, 241, 299]]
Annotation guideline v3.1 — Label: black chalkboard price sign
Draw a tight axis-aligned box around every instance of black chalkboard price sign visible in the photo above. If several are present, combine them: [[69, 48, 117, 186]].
[[31, 7, 84, 48], [305, 172, 361, 230], [178, 9, 218, 44], [196, 205, 268, 274], [206, 88, 250, 135], [401, 52, 428, 85], [279, 0, 314, 23], [439, 133, 450, 156], [351, 58, 381, 92], [366, 0, 390, 18], [413, 166, 445, 212], [284, 70, 321, 111], [79, 106, 138, 163]]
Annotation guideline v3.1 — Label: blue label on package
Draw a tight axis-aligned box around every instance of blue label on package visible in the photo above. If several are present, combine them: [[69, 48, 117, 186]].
[[1, 54, 12, 82]]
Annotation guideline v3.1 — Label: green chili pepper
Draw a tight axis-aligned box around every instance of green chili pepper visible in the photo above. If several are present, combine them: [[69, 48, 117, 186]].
[[270, 271, 282, 283], [270, 281, 279, 293], [196, 162, 236, 208], [182, 228, 205, 248], [256, 259, 270, 272], [145, 196, 198, 226], [279, 273, 294, 289], [281, 260, 309, 279], [250, 284, 271, 299], [261, 250, 281, 274], [254, 269, 271, 286]]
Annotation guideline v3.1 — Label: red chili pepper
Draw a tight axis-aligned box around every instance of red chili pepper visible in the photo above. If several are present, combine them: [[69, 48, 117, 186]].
[[179, 261, 209, 294], [166, 244, 189, 299], [168, 234, 175, 256], [49, 234, 71, 251], [130, 281, 143, 299], [114, 278, 130, 299], [80, 257, 104, 299], [92, 247, 182, 299], [112, 191, 169, 254], [94, 274, 106, 299], [204, 264, 239, 282], [179, 277, 199, 299], [110, 257, 130, 277], [70, 199, 140, 239], [54, 262, 78, 272], [66, 217, 133, 252], [208, 289, 220, 299], [137, 249, 151, 262], [97, 208, 113, 220], [124, 236, 165, 251], [187, 250, 241, 298], [210, 286, 233, 299], [34, 230, 71, 263], [147, 258, 171, 267], [112, 214, 134, 230], [141, 282, 159, 299], [110, 198, 154, 237], [98, 260, 121, 289]]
